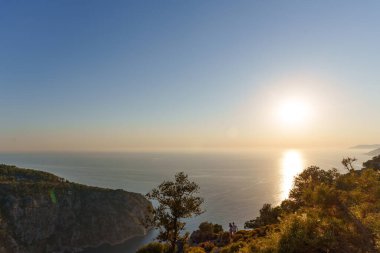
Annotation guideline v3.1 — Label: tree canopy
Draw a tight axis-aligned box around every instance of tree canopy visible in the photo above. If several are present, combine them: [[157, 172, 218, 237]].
[[245, 157, 380, 253], [146, 172, 204, 253]]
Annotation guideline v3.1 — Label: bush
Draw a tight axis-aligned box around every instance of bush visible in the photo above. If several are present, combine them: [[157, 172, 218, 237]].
[[245, 204, 281, 229], [220, 242, 249, 253], [213, 224, 223, 234], [199, 222, 214, 234], [191, 222, 223, 244], [217, 232, 231, 246], [136, 242, 169, 253], [275, 210, 368, 253], [232, 233, 243, 242], [199, 241, 215, 252], [199, 222, 224, 234], [186, 246, 206, 253]]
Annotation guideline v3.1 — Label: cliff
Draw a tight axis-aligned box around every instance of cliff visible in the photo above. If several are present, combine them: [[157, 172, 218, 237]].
[[0, 164, 152, 253]]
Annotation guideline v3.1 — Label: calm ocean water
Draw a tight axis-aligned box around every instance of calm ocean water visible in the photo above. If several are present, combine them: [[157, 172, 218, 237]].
[[0, 148, 372, 253]]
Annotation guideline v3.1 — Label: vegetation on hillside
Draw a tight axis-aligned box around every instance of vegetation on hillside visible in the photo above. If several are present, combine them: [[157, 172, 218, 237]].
[[363, 155, 380, 170], [0, 164, 65, 183], [0, 164, 120, 195], [139, 156, 380, 253], [0, 164, 152, 253]]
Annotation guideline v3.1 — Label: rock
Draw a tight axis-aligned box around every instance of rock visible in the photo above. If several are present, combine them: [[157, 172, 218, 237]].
[[0, 164, 152, 253]]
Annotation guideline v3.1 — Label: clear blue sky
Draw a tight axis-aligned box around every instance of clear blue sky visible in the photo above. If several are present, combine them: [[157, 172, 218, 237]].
[[1, 0, 380, 151]]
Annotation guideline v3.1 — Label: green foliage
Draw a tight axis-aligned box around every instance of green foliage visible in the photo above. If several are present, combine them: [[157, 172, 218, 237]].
[[0, 164, 66, 183], [139, 157, 380, 253], [277, 212, 340, 253], [198, 241, 215, 252], [341, 157, 357, 172], [242, 157, 380, 252], [216, 231, 231, 246], [190, 222, 224, 245], [199, 222, 214, 234], [199, 222, 223, 234], [234, 229, 270, 241], [249, 234, 278, 253], [186, 246, 206, 253], [245, 204, 281, 229], [136, 242, 170, 253], [213, 224, 223, 234], [146, 172, 204, 253], [289, 166, 340, 208], [220, 241, 249, 253], [363, 155, 380, 170]]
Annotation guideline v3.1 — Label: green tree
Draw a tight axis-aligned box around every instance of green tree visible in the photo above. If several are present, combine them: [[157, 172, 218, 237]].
[[363, 155, 380, 170], [244, 203, 281, 229], [146, 172, 204, 253], [289, 166, 339, 208]]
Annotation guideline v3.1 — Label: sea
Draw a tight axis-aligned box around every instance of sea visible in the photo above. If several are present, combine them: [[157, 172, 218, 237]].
[[0, 148, 372, 253]]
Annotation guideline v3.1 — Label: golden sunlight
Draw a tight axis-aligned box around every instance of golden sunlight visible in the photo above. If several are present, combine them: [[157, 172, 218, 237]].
[[280, 150, 304, 200], [276, 98, 312, 127]]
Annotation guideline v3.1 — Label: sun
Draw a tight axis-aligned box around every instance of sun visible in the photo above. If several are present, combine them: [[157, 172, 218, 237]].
[[276, 98, 312, 127]]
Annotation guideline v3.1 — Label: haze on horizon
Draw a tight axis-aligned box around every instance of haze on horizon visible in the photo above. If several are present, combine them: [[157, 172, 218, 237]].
[[1, 0, 379, 152]]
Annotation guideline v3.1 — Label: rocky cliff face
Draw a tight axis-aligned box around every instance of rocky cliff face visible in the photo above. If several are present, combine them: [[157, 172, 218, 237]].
[[0, 164, 152, 253]]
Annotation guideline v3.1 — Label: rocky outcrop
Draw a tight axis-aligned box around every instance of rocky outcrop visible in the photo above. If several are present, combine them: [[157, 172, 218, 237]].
[[0, 164, 152, 253]]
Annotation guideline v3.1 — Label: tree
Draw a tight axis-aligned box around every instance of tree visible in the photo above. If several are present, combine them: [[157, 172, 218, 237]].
[[341, 157, 357, 172], [363, 155, 380, 170], [146, 172, 204, 253], [289, 166, 339, 208], [244, 203, 281, 229]]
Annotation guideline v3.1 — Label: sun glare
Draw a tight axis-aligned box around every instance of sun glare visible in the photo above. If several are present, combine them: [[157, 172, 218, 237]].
[[277, 99, 312, 127], [280, 150, 303, 200]]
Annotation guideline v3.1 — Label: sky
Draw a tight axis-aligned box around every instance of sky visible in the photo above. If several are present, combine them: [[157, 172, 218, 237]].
[[1, 0, 380, 152]]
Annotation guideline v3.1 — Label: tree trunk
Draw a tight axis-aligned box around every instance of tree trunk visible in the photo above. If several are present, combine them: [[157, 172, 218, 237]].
[[339, 202, 376, 253], [170, 217, 178, 253], [170, 240, 176, 253]]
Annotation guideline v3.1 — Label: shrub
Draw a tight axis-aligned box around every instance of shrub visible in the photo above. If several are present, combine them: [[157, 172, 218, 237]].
[[136, 242, 169, 253], [199, 222, 214, 234], [199, 241, 215, 252], [213, 224, 223, 234], [191, 222, 223, 244], [245, 204, 281, 229], [186, 246, 206, 253], [232, 233, 243, 242], [220, 242, 249, 253], [217, 232, 231, 246]]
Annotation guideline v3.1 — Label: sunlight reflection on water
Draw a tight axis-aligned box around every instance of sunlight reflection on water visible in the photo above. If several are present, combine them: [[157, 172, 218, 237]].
[[280, 150, 304, 200]]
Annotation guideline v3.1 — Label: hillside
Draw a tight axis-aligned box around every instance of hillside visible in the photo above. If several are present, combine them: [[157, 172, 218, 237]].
[[0, 164, 152, 253], [139, 156, 380, 253]]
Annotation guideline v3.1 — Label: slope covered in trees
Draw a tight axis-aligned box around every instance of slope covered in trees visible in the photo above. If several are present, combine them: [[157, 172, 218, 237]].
[[0, 164, 152, 253], [139, 156, 380, 253]]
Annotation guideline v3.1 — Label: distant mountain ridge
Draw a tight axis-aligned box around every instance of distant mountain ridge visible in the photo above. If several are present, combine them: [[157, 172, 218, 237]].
[[350, 144, 380, 149], [367, 148, 380, 156]]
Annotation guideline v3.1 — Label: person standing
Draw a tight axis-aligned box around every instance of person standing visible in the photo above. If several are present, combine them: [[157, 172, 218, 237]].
[[229, 223, 233, 235], [232, 222, 237, 234]]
